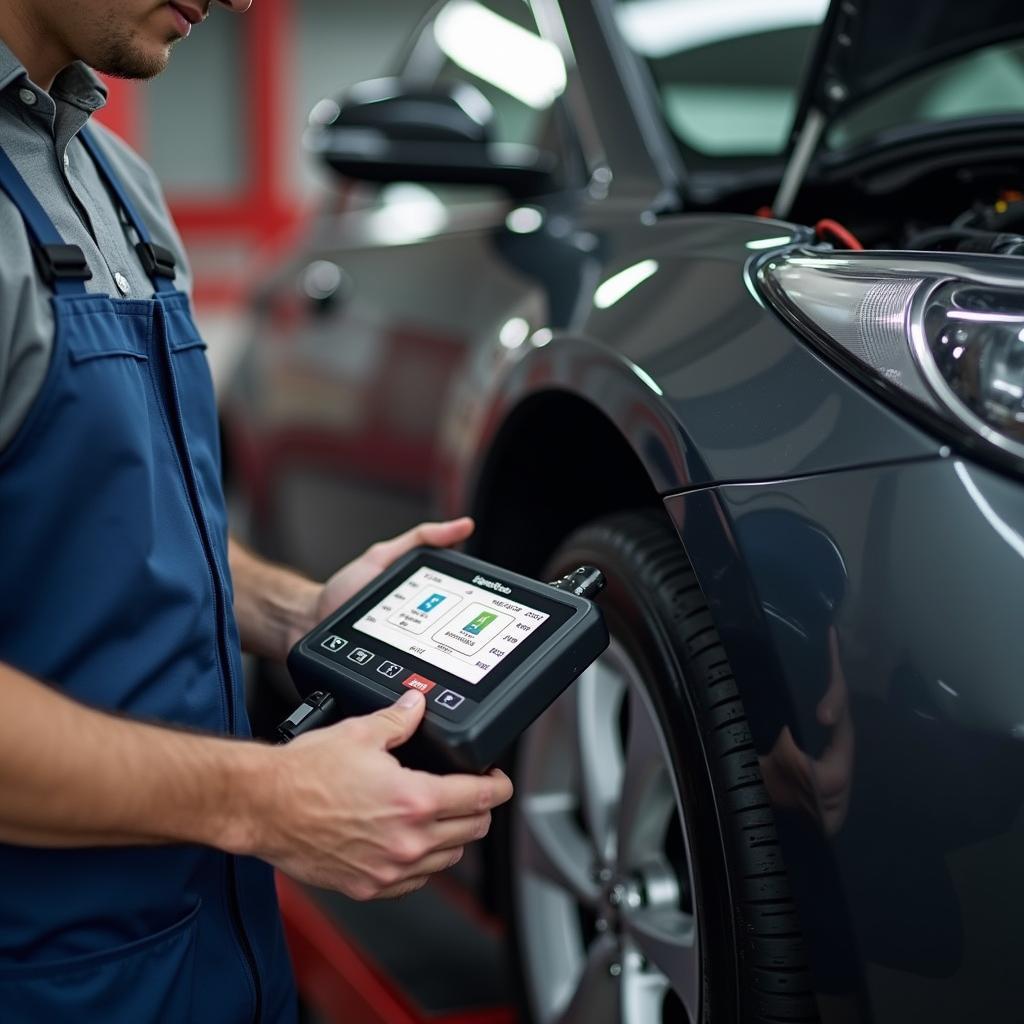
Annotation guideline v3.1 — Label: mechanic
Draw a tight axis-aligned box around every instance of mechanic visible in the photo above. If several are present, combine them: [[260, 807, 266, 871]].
[[0, 1, 513, 1020]]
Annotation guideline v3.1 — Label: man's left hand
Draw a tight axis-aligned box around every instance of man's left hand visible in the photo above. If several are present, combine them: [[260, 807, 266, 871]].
[[230, 518, 475, 663], [293, 517, 475, 650]]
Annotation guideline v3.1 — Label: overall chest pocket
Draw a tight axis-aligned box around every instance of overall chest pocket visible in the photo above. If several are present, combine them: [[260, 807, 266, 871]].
[[0, 299, 153, 473], [63, 303, 158, 468]]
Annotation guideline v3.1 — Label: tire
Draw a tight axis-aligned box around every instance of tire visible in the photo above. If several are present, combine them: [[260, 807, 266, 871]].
[[501, 510, 818, 1024]]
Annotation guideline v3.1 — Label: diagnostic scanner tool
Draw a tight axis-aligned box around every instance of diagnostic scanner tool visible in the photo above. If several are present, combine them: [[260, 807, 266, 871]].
[[285, 547, 608, 772]]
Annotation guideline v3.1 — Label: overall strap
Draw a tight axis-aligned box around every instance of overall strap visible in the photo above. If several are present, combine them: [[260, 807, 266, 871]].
[[79, 127, 178, 295], [0, 144, 90, 296]]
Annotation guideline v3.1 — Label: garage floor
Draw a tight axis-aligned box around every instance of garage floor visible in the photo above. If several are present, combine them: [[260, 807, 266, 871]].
[[279, 874, 515, 1024]]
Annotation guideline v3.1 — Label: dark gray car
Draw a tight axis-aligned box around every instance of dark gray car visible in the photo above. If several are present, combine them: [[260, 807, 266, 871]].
[[224, 1, 1024, 1020]]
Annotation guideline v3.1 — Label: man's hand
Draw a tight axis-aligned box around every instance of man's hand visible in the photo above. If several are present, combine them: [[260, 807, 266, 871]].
[[230, 517, 474, 662], [0, 660, 509, 900], [242, 689, 513, 899], [311, 517, 475, 639]]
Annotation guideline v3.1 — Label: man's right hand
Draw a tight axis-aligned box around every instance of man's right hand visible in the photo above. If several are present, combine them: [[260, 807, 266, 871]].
[[240, 690, 513, 900], [0, 661, 509, 897]]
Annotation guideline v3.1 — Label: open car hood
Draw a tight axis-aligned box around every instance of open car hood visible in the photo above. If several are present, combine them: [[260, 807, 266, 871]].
[[775, 0, 1024, 214], [800, 0, 1024, 121]]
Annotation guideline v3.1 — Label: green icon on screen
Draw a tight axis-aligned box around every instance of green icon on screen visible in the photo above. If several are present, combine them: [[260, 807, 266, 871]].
[[464, 611, 498, 635]]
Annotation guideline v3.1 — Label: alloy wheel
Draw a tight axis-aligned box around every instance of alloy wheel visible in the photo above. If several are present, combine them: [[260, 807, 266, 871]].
[[512, 637, 700, 1024]]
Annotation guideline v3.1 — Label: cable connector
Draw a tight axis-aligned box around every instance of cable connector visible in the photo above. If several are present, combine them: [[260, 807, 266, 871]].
[[277, 690, 337, 744], [548, 565, 606, 600]]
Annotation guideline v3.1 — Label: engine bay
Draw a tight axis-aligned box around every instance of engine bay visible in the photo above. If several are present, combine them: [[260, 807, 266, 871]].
[[797, 159, 1024, 255], [696, 132, 1024, 256]]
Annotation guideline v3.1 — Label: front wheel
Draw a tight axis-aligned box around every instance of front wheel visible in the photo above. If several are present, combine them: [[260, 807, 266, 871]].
[[504, 511, 817, 1024]]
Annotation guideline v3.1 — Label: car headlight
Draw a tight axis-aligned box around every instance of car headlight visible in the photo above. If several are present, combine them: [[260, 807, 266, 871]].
[[758, 253, 1024, 467]]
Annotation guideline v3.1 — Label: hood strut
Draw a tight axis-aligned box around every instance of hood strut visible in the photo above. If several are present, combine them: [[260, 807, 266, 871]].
[[772, 108, 826, 220], [772, 0, 861, 219]]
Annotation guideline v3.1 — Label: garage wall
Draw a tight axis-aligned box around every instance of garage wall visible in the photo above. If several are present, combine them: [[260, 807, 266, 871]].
[[293, 0, 434, 195], [138, 0, 434, 207], [143, 13, 245, 196]]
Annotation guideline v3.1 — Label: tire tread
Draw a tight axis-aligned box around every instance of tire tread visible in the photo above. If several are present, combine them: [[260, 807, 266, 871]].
[[554, 510, 819, 1024]]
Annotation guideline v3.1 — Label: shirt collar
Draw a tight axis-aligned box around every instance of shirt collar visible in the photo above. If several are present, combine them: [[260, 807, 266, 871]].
[[0, 37, 107, 112]]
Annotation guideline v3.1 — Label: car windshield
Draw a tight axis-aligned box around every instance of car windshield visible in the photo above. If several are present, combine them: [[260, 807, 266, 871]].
[[826, 39, 1024, 150], [615, 2, 1024, 166], [613, 0, 828, 164]]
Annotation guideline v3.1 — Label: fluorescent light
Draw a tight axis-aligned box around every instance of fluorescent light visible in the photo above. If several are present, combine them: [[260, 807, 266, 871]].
[[747, 235, 795, 250], [366, 184, 447, 245], [594, 259, 659, 309], [434, 0, 567, 110], [954, 461, 1024, 562], [616, 0, 828, 59], [531, 328, 553, 347], [499, 317, 530, 349], [308, 97, 341, 126], [630, 362, 663, 396], [303, 260, 343, 301], [506, 206, 544, 234], [993, 379, 1024, 399]]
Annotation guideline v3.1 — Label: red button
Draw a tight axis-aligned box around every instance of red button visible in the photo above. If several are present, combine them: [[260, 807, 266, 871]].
[[402, 673, 436, 694]]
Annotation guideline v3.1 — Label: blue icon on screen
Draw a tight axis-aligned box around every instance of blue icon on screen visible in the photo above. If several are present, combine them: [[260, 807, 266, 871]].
[[418, 593, 446, 613]]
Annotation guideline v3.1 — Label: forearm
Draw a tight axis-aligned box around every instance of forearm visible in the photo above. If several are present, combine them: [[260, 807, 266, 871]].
[[229, 537, 320, 661], [0, 661, 264, 853], [0, 662, 512, 902]]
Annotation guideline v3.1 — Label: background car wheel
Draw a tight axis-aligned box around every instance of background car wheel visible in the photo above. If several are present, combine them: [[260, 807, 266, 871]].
[[503, 510, 818, 1024]]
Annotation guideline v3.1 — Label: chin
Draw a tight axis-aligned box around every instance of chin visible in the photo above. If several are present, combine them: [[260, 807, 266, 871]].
[[95, 45, 172, 81], [84, 22, 176, 81]]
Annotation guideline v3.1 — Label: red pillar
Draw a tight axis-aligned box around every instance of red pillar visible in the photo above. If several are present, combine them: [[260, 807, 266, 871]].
[[169, 0, 300, 245], [247, 0, 293, 224], [95, 76, 142, 150]]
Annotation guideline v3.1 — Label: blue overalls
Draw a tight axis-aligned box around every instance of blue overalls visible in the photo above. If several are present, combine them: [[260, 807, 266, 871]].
[[0, 131, 296, 1022]]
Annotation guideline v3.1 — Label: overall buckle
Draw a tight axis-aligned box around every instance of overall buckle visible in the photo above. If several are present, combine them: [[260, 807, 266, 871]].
[[33, 244, 92, 285], [136, 242, 177, 280]]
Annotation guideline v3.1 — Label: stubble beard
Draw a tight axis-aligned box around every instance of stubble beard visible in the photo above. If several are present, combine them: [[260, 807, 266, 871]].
[[87, 24, 177, 80]]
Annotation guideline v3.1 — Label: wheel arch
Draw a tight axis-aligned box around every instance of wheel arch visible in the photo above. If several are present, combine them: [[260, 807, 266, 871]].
[[464, 389, 667, 574], [454, 366, 795, 748]]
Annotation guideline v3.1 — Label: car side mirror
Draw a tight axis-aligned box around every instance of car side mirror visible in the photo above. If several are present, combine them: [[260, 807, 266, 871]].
[[305, 78, 556, 198]]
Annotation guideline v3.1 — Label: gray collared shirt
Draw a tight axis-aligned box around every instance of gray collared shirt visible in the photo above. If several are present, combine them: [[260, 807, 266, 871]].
[[0, 40, 192, 449]]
